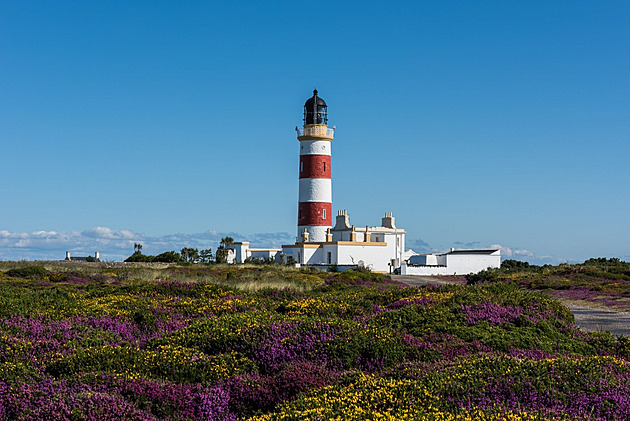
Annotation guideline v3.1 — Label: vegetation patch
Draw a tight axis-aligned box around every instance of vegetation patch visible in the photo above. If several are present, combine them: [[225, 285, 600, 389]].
[[0, 262, 628, 419]]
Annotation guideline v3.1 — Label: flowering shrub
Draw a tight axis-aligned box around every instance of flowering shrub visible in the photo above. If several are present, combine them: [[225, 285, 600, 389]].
[[0, 266, 628, 419]]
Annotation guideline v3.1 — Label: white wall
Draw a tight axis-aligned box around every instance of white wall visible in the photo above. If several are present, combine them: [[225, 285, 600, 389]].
[[331, 243, 393, 272], [409, 254, 439, 265], [249, 250, 281, 261], [231, 243, 250, 264], [445, 253, 500, 274], [402, 251, 500, 275]]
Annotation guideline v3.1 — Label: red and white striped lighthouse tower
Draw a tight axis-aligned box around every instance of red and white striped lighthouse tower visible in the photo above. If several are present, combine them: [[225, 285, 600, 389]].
[[296, 90, 335, 242]]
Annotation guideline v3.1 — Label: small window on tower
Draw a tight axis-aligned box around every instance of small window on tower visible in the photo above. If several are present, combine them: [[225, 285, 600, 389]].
[[322, 209, 326, 220], [300, 162, 303, 172], [323, 162, 326, 172]]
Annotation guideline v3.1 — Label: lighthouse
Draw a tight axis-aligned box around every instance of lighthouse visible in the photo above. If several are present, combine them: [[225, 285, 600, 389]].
[[296, 90, 334, 242]]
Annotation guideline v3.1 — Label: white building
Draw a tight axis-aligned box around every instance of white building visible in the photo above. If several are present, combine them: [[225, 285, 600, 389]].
[[281, 210, 405, 273], [401, 249, 501, 275], [230, 242, 282, 264], [65, 251, 101, 262]]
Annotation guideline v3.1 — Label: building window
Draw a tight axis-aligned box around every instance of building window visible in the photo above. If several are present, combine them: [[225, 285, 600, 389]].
[[322, 209, 326, 220], [327, 252, 331, 264]]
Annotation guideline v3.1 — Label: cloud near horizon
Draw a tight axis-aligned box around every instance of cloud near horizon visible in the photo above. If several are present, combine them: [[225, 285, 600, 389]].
[[0, 227, 572, 265], [0, 227, 295, 261]]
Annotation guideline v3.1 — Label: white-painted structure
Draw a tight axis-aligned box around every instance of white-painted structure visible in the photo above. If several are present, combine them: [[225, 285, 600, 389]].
[[280, 211, 406, 273], [64, 251, 102, 262], [231, 242, 282, 264], [401, 249, 501, 275]]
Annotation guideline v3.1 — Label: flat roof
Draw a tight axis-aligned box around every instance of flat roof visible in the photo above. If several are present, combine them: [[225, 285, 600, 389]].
[[448, 249, 499, 255]]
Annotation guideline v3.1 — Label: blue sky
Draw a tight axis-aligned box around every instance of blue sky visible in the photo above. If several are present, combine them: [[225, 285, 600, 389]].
[[1, 1, 629, 263]]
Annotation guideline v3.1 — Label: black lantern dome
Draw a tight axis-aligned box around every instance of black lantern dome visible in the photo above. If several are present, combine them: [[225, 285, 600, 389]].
[[304, 89, 328, 125]]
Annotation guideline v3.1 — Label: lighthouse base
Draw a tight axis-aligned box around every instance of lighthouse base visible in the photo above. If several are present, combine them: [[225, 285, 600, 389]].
[[298, 226, 330, 243]]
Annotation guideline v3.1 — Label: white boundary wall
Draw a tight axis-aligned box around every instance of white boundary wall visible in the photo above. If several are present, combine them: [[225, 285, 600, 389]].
[[401, 250, 500, 275]]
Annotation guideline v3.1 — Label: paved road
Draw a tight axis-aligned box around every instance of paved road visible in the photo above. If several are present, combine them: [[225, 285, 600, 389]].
[[392, 275, 630, 337]]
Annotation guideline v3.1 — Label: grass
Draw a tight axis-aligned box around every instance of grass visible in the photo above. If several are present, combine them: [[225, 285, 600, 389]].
[[0, 261, 325, 292]]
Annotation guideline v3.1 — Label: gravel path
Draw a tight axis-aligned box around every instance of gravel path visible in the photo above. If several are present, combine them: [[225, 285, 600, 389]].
[[565, 305, 630, 337], [392, 275, 630, 337]]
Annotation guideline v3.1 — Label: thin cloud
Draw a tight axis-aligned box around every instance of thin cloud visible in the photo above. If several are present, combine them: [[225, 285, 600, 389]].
[[0, 227, 295, 261]]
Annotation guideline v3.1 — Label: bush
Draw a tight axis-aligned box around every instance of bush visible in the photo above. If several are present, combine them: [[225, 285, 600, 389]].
[[5, 266, 49, 279], [124, 252, 151, 262], [501, 259, 530, 271], [466, 269, 498, 285], [153, 251, 184, 263], [47, 345, 255, 385], [48, 272, 68, 282]]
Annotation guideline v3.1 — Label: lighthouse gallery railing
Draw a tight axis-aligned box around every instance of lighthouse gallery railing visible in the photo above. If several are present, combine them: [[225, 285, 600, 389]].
[[296, 126, 335, 138]]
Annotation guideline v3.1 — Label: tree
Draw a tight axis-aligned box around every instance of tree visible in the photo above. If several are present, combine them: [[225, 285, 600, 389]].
[[216, 237, 235, 263], [501, 259, 530, 271], [199, 249, 213, 263], [134, 243, 143, 254], [125, 252, 151, 262], [153, 251, 184, 263], [180, 247, 199, 263], [220, 237, 234, 249]]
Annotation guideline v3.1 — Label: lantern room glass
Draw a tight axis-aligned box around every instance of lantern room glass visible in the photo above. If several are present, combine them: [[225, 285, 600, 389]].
[[304, 105, 328, 125]]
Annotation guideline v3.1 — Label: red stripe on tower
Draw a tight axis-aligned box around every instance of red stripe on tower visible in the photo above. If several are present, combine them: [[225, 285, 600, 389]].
[[299, 155, 331, 179], [298, 202, 332, 226], [296, 89, 334, 243]]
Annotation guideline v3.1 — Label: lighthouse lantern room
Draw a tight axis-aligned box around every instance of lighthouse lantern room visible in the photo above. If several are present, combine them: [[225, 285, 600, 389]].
[[296, 90, 334, 243]]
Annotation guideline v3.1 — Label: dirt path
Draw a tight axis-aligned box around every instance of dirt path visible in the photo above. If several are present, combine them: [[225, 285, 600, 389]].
[[392, 275, 630, 337]]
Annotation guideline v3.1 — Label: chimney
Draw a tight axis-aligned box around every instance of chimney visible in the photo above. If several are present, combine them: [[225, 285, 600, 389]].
[[381, 212, 396, 229], [65, 251, 71, 261], [95, 251, 100, 261], [350, 225, 357, 242], [326, 227, 333, 242], [364, 226, 371, 242], [302, 228, 310, 243], [334, 209, 351, 230]]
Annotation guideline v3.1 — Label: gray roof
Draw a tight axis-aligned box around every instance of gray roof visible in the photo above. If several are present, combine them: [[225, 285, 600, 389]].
[[448, 249, 499, 255]]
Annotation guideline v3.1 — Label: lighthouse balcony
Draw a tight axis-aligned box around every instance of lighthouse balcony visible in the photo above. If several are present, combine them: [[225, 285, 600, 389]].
[[297, 125, 335, 139]]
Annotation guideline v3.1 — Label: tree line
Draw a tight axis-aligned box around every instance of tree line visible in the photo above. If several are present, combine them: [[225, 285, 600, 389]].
[[124, 237, 234, 263]]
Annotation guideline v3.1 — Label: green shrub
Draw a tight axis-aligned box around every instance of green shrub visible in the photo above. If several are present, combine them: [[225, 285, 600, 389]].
[[5, 266, 49, 279], [465, 269, 498, 285], [47, 345, 255, 385], [48, 272, 68, 282]]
